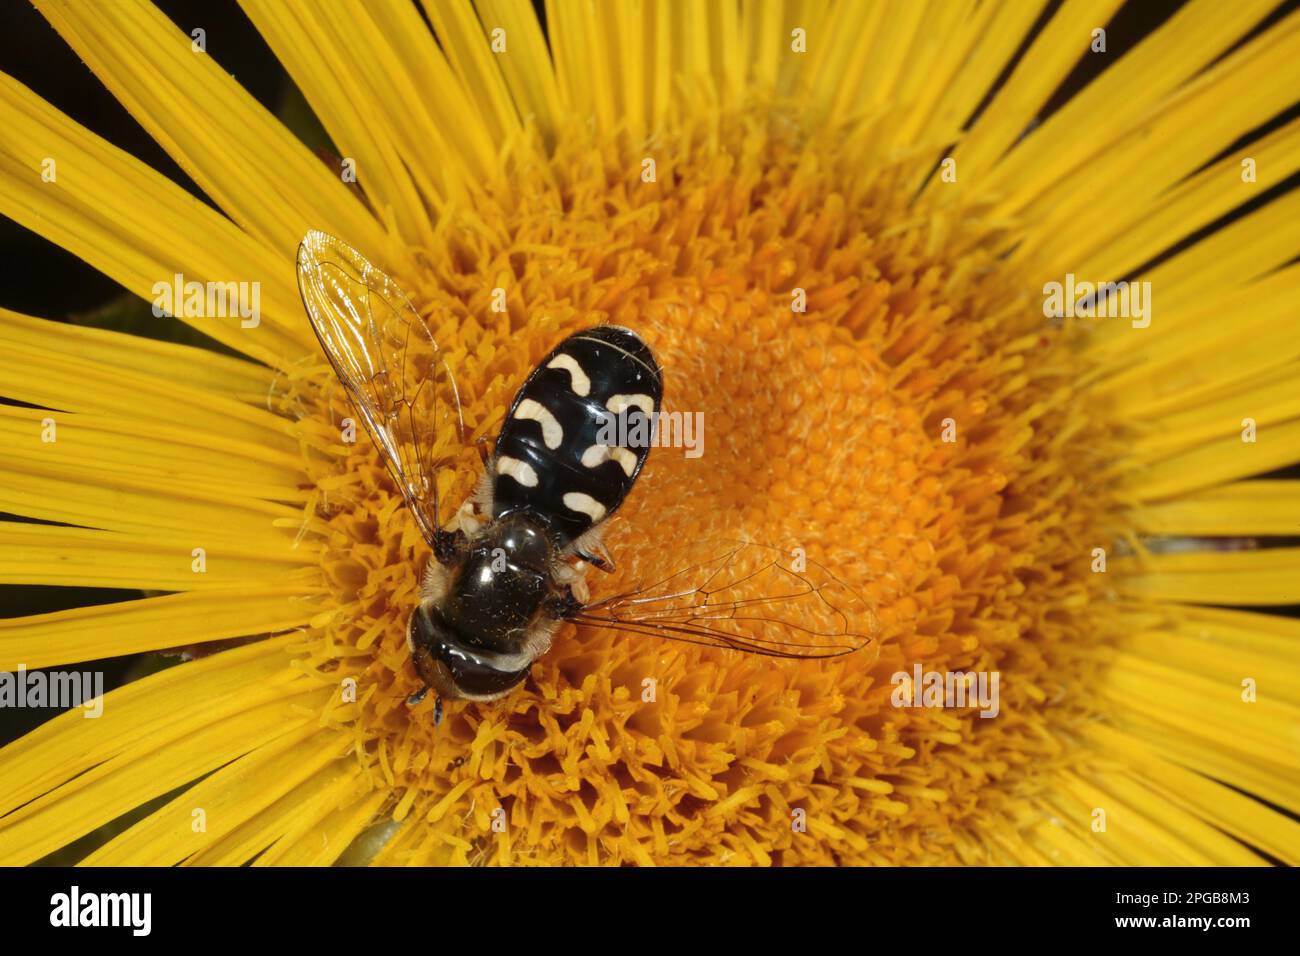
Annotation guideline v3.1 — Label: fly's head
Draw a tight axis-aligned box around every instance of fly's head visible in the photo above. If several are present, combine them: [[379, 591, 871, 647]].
[[405, 601, 534, 703], [406, 514, 559, 704]]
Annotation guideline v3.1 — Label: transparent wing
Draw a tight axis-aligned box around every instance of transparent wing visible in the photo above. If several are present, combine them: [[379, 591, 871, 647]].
[[296, 230, 464, 547], [570, 540, 875, 659]]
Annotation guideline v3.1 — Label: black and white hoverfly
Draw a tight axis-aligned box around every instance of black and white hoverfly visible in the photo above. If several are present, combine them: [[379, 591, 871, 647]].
[[296, 230, 873, 723]]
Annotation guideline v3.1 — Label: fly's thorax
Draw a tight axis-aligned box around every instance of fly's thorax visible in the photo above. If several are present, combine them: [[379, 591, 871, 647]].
[[443, 514, 555, 648]]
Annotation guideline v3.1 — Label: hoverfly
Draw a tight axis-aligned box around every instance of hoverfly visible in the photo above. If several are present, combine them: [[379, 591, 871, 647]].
[[295, 230, 873, 723]]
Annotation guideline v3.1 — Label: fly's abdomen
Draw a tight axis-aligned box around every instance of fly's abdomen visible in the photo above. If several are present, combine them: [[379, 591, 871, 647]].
[[491, 325, 662, 547]]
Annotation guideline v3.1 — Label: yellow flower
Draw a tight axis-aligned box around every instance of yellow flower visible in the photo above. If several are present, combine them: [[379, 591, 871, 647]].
[[1, 0, 1298, 866]]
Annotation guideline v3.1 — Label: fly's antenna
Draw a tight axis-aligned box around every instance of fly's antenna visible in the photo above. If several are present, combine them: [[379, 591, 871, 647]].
[[404, 685, 443, 727]]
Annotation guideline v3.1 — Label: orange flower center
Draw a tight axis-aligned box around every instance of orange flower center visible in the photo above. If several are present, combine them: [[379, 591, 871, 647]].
[[287, 112, 1118, 865]]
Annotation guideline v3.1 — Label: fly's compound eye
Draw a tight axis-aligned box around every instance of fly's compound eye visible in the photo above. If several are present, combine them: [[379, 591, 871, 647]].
[[434, 641, 531, 699], [408, 605, 530, 700]]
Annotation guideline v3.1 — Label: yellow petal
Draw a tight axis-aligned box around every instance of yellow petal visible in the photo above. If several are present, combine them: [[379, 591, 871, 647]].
[[0, 308, 272, 397], [1079, 118, 1300, 280], [475, 0, 563, 143], [189, 780, 385, 867], [239, 0, 492, 238], [1098, 649, 1300, 768], [1014, 7, 1300, 273], [1135, 481, 1300, 536], [1117, 547, 1300, 606], [34, 0, 390, 262], [0, 522, 323, 591], [949, 0, 1127, 184], [0, 326, 298, 452], [82, 728, 349, 866], [988, 0, 1277, 214], [422, 1, 521, 146], [1085, 266, 1300, 415], [0, 405, 306, 502], [1119, 420, 1300, 501], [910, 1, 1040, 156], [251, 765, 376, 866], [0, 73, 312, 365], [0, 588, 315, 670], [0, 456, 312, 551], [1083, 724, 1300, 865], [0, 636, 299, 819]]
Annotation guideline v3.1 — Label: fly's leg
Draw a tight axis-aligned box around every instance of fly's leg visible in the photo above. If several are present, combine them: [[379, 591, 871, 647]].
[[552, 561, 591, 604], [433, 528, 469, 565], [570, 534, 615, 573], [574, 546, 615, 572], [544, 586, 584, 621], [453, 497, 487, 539], [407, 686, 443, 727]]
